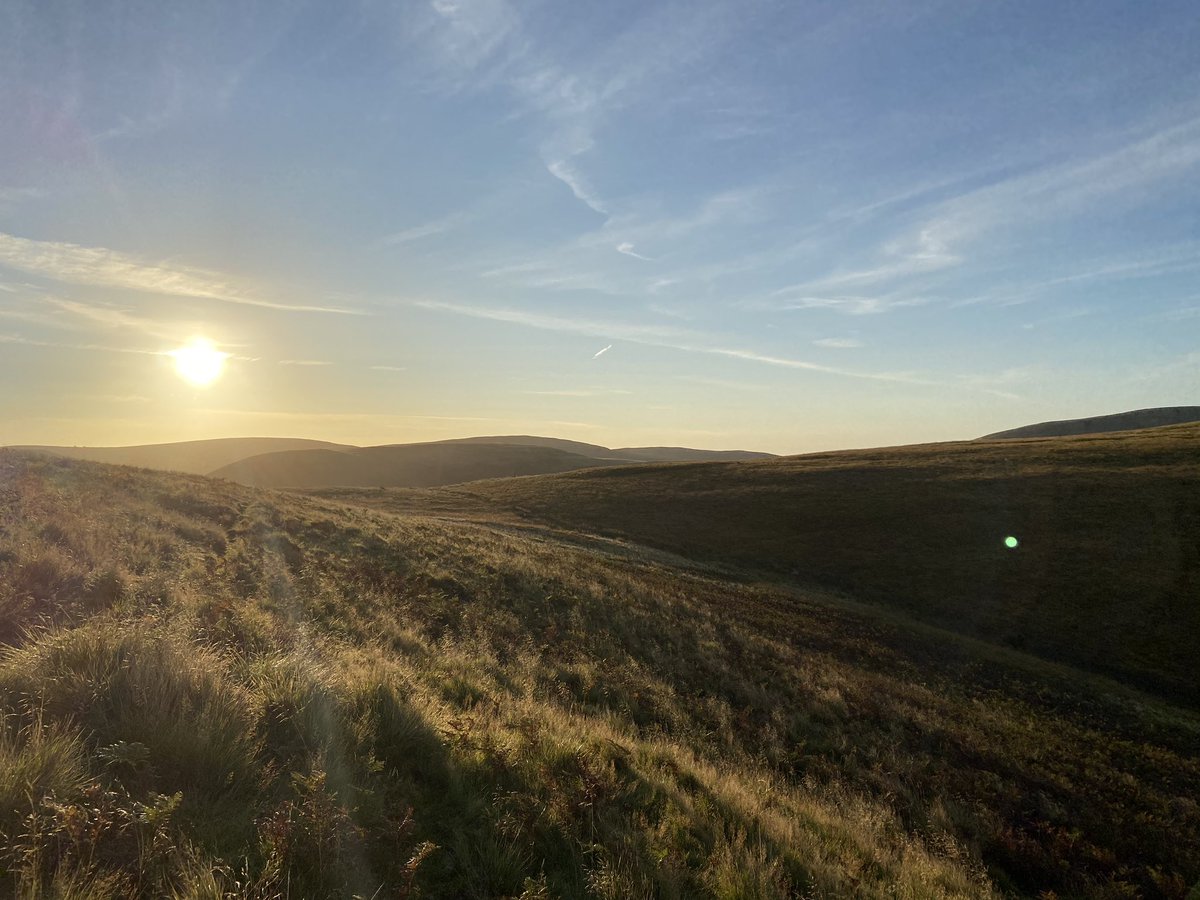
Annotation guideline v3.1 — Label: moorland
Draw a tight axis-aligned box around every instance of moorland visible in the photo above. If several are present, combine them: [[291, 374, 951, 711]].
[[0, 423, 1198, 898]]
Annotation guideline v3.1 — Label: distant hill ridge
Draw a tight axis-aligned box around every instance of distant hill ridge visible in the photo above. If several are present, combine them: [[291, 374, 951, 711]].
[[7, 437, 352, 475], [7, 435, 774, 487], [982, 406, 1200, 439], [423, 435, 775, 462], [210, 443, 631, 488]]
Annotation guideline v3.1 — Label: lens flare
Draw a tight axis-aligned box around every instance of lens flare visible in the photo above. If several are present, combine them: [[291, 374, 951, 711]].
[[170, 337, 229, 387], [1004, 536, 1019, 549]]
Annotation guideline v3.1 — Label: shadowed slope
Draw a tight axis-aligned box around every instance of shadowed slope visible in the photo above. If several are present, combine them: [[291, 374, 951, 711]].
[[408, 435, 776, 462], [982, 405, 1200, 439], [417, 434, 621, 457], [612, 446, 776, 462], [211, 442, 629, 488], [461, 424, 1200, 703]]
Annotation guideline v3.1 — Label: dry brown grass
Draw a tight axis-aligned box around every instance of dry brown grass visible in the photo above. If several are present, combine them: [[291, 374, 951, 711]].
[[0, 448, 1197, 897], [454, 423, 1200, 703]]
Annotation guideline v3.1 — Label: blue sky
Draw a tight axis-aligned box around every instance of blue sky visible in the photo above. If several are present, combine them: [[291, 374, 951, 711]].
[[1, 0, 1197, 452]]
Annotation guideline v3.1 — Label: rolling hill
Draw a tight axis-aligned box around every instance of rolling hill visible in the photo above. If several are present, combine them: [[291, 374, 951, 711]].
[[210, 442, 631, 488], [428, 435, 775, 462], [982, 405, 1200, 439], [453, 423, 1200, 704], [12, 435, 776, 488], [609, 446, 776, 462], [9, 437, 352, 475], [1, 448, 1198, 897], [417, 434, 623, 457]]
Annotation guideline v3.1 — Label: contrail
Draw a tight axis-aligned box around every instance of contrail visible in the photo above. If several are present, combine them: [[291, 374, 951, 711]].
[[592, 344, 613, 359]]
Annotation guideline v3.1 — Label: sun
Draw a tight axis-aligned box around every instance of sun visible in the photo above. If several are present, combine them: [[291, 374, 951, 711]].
[[170, 337, 229, 387]]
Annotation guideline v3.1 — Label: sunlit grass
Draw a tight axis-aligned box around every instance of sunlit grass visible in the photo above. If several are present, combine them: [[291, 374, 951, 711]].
[[0, 448, 1197, 897], [459, 422, 1200, 704]]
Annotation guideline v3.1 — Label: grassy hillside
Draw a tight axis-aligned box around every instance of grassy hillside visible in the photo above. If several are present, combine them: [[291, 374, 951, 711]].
[[1, 451, 1198, 898], [610, 447, 775, 462], [982, 406, 1200, 439], [427, 437, 775, 463], [10, 437, 776, 486], [211, 443, 630, 489], [420, 436, 621, 458], [10, 438, 352, 475], [460, 424, 1200, 704]]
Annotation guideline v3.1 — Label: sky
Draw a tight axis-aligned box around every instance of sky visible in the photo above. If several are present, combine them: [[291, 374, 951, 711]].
[[1, 0, 1197, 454]]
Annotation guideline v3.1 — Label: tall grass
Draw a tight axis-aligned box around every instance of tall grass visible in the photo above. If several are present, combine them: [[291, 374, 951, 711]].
[[460, 423, 1200, 703], [0, 449, 1197, 897]]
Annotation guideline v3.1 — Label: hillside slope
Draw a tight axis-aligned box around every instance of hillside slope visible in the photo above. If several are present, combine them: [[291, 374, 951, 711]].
[[9, 437, 351, 474], [366, 436, 775, 464], [982, 405, 1200, 439], [421, 435, 621, 457], [611, 446, 775, 462], [0, 451, 1197, 897], [461, 424, 1200, 703], [211, 442, 629, 488], [10, 436, 777, 485]]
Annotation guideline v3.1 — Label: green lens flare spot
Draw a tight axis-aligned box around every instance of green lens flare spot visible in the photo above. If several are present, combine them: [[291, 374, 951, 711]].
[[1004, 536, 1019, 549]]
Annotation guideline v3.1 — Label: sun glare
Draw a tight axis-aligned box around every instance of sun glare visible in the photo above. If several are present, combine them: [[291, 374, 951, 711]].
[[170, 337, 229, 387]]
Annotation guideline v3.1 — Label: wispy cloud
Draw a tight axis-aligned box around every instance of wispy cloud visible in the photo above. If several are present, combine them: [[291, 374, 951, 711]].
[[702, 346, 931, 384], [874, 112, 1200, 288], [598, 187, 767, 248], [1020, 308, 1094, 330], [774, 110, 1200, 305], [953, 365, 1046, 402], [763, 294, 930, 316], [0, 187, 46, 214], [187, 406, 607, 438], [524, 388, 632, 397], [936, 112, 1200, 238], [648, 279, 682, 295], [478, 258, 622, 295], [85, 394, 153, 404], [278, 359, 333, 366], [472, 185, 771, 298], [375, 212, 468, 247], [423, 0, 524, 79], [591, 343, 612, 359], [615, 242, 652, 260], [41, 296, 182, 340], [369, 365, 408, 372], [776, 229, 959, 295], [1145, 298, 1200, 322], [813, 337, 863, 348], [0, 331, 163, 357], [194, 407, 499, 424], [546, 159, 608, 215], [0, 232, 362, 314], [647, 301, 690, 319], [0, 303, 64, 329], [420, 0, 747, 220], [415, 299, 934, 385], [1126, 349, 1200, 384], [675, 375, 766, 391], [415, 299, 699, 342]]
